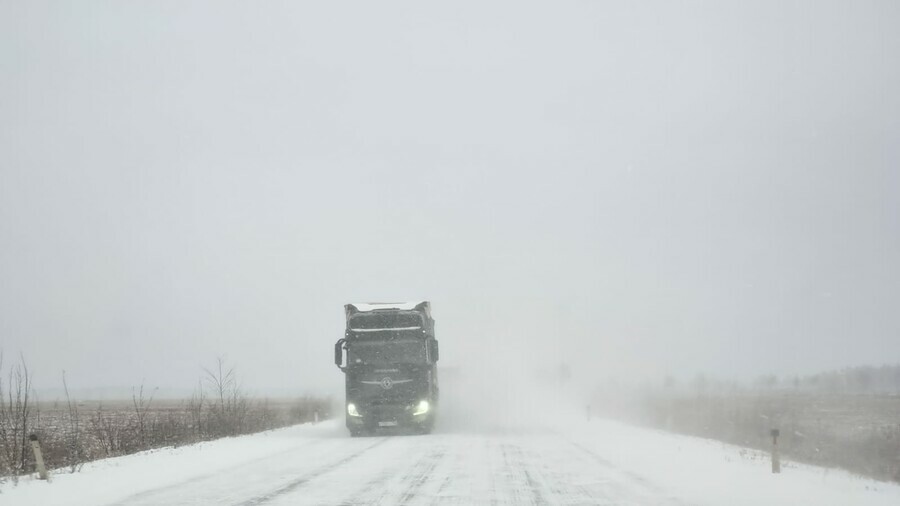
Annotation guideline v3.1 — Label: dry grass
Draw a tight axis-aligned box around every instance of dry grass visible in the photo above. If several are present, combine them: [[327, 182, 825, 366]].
[[1, 396, 331, 480]]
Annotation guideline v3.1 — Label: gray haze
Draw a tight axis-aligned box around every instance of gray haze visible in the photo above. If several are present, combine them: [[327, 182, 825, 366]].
[[1, 1, 898, 396]]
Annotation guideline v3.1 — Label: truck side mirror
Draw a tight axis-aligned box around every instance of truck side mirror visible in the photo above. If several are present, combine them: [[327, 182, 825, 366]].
[[334, 339, 346, 369], [432, 340, 439, 362]]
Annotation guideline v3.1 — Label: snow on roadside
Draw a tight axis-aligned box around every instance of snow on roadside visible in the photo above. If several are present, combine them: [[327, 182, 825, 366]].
[[569, 418, 900, 506], [2, 417, 899, 505], [0, 421, 343, 506]]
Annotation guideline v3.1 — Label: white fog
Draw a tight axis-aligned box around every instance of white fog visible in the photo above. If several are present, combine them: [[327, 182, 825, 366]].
[[1, 1, 899, 504]]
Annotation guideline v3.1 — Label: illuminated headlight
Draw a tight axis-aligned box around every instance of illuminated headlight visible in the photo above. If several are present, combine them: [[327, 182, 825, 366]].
[[412, 400, 429, 416], [347, 403, 362, 417]]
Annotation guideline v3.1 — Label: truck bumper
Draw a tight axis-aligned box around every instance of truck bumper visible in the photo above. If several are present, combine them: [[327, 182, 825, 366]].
[[346, 403, 434, 434]]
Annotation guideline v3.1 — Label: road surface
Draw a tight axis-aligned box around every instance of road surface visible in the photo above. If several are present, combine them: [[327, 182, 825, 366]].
[[106, 427, 681, 506]]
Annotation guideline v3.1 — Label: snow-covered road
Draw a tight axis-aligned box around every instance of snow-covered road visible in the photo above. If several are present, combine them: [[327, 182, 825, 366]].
[[3, 419, 900, 505], [105, 428, 681, 505]]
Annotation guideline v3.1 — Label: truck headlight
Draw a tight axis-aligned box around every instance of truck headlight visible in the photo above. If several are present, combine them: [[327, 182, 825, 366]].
[[412, 400, 429, 416], [347, 403, 361, 417]]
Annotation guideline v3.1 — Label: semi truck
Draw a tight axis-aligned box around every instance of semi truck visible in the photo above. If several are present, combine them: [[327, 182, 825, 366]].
[[334, 301, 440, 436]]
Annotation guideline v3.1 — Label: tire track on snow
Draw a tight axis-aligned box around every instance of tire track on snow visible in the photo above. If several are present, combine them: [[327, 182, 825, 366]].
[[235, 438, 388, 506], [109, 437, 330, 506]]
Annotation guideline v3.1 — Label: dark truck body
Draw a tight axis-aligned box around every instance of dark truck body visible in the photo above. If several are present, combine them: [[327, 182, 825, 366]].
[[334, 301, 440, 436]]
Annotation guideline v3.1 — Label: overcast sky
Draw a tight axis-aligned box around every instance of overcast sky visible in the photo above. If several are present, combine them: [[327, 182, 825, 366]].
[[1, 1, 898, 396]]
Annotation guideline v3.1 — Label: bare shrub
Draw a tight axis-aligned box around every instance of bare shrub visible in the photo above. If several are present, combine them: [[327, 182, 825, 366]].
[[132, 382, 156, 450], [0, 352, 35, 481], [90, 404, 125, 457], [203, 356, 248, 437], [62, 372, 85, 472], [187, 380, 205, 439]]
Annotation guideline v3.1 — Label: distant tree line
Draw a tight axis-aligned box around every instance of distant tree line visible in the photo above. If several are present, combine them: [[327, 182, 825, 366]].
[[0, 353, 331, 482], [651, 364, 900, 397], [785, 364, 900, 395]]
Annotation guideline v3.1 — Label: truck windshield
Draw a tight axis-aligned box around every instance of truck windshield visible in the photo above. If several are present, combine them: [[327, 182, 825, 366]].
[[348, 340, 426, 366], [349, 312, 423, 331]]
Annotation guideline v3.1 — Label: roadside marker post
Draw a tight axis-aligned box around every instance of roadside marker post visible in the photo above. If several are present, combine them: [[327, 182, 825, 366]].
[[770, 429, 781, 474], [29, 434, 49, 481]]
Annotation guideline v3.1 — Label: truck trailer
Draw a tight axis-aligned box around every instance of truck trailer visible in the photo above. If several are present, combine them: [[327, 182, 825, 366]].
[[334, 301, 440, 436]]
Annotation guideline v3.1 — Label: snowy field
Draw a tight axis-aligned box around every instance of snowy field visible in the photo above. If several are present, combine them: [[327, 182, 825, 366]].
[[2, 418, 899, 506]]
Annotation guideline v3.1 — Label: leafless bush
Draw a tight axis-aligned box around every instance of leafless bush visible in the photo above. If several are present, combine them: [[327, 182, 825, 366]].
[[90, 404, 125, 457], [187, 380, 206, 439], [203, 356, 248, 437], [62, 372, 85, 472], [132, 382, 156, 450], [0, 352, 35, 481]]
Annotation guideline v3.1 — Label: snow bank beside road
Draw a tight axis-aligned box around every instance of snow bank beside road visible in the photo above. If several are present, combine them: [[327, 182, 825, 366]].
[[571, 419, 900, 506], [0, 422, 344, 506], [2, 418, 899, 505]]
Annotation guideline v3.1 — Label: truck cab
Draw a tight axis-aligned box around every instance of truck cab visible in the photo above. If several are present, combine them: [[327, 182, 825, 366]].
[[335, 301, 440, 436]]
